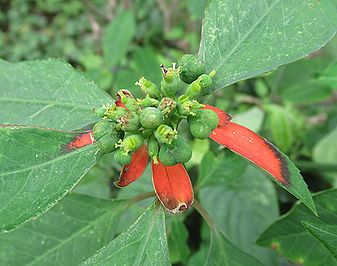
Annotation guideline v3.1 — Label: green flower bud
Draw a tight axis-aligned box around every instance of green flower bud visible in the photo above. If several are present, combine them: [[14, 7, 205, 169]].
[[177, 54, 206, 84], [158, 97, 176, 117], [148, 136, 159, 164], [118, 91, 140, 111], [185, 74, 213, 99], [94, 106, 107, 118], [114, 149, 132, 165], [138, 95, 160, 108], [140, 107, 164, 129], [160, 64, 181, 98], [154, 124, 177, 145], [136, 77, 161, 99], [119, 134, 144, 154], [106, 106, 128, 121], [97, 133, 121, 154], [158, 137, 192, 166], [177, 95, 204, 116], [188, 109, 219, 139], [92, 120, 114, 140], [119, 113, 140, 132]]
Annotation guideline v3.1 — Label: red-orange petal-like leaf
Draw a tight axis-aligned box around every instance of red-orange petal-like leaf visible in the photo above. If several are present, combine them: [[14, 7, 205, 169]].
[[152, 161, 194, 214], [115, 144, 149, 187], [202, 104, 232, 126], [66, 130, 95, 152], [209, 122, 290, 186]]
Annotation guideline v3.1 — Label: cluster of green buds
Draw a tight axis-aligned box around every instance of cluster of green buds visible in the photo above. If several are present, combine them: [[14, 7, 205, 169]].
[[92, 54, 219, 166]]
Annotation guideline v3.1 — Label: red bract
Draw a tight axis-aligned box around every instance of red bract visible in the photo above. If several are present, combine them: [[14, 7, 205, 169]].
[[115, 145, 193, 213], [113, 91, 193, 213], [204, 105, 290, 186], [66, 131, 95, 151], [115, 144, 149, 187], [111, 91, 290, 213], [152, 161, 193, 214]]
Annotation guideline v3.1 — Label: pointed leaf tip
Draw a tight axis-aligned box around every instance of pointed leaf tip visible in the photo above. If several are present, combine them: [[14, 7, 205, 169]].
[[116, 144, 149, 187], [152, 161, 193, 214], [66, 131, 95, 152], [210, 122, 316, 215]]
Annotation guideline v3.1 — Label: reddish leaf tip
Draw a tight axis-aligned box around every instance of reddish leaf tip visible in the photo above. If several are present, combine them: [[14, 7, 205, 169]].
[[210, 123, 290, 186], [116, 144, 148, 187], [65, 131, 95, 152]]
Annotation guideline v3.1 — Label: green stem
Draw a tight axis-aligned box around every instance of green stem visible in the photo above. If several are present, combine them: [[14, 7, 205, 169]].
[[295, 161, 337, 172], [193, 199, 216, 229]]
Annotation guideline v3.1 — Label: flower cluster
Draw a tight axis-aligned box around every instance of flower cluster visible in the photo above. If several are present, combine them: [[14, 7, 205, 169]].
[[92, 54, 290, 214]]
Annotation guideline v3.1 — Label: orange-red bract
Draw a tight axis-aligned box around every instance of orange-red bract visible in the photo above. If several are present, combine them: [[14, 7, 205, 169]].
[[66, 131, 95, 151], [152, 160, 194, 213], [116, 144, 149, 187], [210, 122, 290, 186]]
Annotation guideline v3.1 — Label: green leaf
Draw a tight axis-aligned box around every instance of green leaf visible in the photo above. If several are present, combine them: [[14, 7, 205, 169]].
[[113, 68, 143, 98], [250, 140, 317, 215], [318, 61, 337, 88], [168, 218, 190, 264], [205, 228, 264, 266], [200, 165, 279, 266], [80, 202, 170, 266], [264, 104, 300, 153], [257, 189, 337, 266], [132, 47, 161, 85], [198, 152, 247, 188], [265, 58, 332, 104], [313, 126, 337, 181], [188, 0, 207, 20], [232, 107, 264, 132], [116, 165, 154, 233], [103, 11, 135, 68], [199, 0, 337, 94], [0, 125, 98, 232], [0, 59, 113, 130], [302, 221, 337, 259], [0, 194, 126, 266], [321, 0, 337, 28]]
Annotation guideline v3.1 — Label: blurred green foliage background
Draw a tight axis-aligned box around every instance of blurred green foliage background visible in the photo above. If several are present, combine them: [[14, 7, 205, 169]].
[[1, 1, 337, 264]]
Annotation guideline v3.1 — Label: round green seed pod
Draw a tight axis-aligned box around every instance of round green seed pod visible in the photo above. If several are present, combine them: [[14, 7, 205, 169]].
[[188, 109, 219, 139], [177, 54, 206, 84], [140, 107, 164, 129], [158, 137, 192, 166], [173, 138, 192, 164], [159, 144, 176, 166], [97, 133, 120, 154], [92, 120, 113, 141], [114, 149, 132, 165]]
